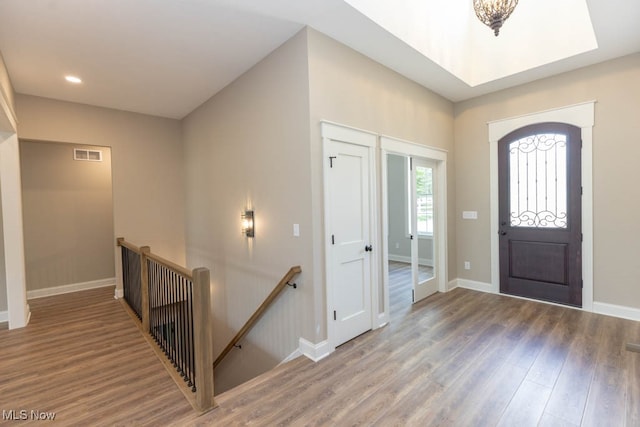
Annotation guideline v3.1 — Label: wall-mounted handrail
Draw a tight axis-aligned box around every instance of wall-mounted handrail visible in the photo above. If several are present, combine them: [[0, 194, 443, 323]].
[[116, 237, 214, 413], [213, 265, 301, 369]]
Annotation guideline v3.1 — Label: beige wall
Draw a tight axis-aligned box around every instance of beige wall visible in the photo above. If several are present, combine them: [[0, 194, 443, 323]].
[[15, 95, 186, 269], [20, 140, 114, 291], [181, 28, 456, 392], [182, 30, 312, 393], [454, 53, 640, 309], [306, 28, 455, 332]]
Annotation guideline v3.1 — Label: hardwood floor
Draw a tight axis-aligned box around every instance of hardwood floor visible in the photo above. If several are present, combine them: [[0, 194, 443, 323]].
[[0, 287, 195, 425], [0, 285, 638, 426], [389, 260, 434, 320]]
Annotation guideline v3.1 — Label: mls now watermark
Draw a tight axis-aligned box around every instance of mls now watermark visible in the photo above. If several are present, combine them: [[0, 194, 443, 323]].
[[2, 409, 56, 421]]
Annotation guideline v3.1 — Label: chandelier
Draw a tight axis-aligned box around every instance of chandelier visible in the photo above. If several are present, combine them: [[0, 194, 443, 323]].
[[473, 0, 519, 36]]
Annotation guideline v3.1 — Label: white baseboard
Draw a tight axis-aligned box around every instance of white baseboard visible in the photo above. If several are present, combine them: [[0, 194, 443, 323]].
[[27, 277, 116, 300], [0, 310, 7, 323], [299, 338, 331, 362], [376, 312, 389, 329], [114, 288, 124, 299], [388, 254, 434, 267], [279, 349, 302, 366], [452, 277, 640, 322], [388, 254, 409, 263], [456, 279, 495, 293], [593, 301, 640, 322]]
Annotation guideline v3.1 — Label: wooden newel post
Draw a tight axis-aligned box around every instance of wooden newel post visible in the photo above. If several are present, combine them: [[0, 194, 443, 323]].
[[193, 267, 215, 412], [140, 246, 151, 332]]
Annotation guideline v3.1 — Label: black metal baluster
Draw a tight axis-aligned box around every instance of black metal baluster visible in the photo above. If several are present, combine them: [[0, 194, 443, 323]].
[[185, 277, 191, 389], [152, 261, 158, 342], [149, 261, 154, 340], [170, 270, 176, 367], [179, 275, 186, 380], [136, 250, 142, 319], [162, 265, 167, 354], [189, 280, 196, 391], [174, 272, 179, 368], [165, 269, 170, 359], [184, 277, 190, 389], [122, 247, 128, 304]]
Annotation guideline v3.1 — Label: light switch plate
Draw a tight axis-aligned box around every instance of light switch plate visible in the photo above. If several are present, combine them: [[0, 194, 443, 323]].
[[462, 211, 478, 220], [293, 223, 300, 237]]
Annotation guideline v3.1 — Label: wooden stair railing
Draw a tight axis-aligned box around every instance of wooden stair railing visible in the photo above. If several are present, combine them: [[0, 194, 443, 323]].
[[213, 265, 301, 369], [117, 238, 214, 413]]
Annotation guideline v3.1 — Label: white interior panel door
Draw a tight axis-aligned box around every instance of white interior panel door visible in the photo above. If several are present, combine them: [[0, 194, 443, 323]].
[[328, 139, 372, 347]]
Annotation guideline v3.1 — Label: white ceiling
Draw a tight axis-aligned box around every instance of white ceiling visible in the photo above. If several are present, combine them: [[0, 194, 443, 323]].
[[344, 0, 599, 87], [0, 0, 638, 119]]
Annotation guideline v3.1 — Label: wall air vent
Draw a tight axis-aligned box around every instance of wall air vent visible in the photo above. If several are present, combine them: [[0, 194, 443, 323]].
[[74, 148, 103, 162]]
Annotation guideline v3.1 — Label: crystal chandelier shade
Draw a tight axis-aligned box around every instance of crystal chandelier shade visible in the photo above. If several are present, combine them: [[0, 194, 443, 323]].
[[473, 0, 519, 36]]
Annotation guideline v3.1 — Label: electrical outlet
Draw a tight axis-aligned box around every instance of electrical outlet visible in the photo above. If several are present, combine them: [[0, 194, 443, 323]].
[[464, 261, 471, 270], [395, 242, 400, 249]]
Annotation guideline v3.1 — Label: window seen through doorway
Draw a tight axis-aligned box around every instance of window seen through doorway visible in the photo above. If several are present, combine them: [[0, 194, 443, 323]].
[[408, 161, 433, 235]]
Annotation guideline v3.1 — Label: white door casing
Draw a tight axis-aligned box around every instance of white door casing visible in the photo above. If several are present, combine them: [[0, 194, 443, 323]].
[[322, 122, 377, 350]]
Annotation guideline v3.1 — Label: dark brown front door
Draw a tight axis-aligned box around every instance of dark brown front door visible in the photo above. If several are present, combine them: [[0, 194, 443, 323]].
[[499, 122, 582, 307]]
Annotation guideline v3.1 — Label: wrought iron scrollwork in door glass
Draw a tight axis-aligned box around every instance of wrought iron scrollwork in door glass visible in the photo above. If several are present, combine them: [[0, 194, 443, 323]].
[[509, 133, 568, 228]]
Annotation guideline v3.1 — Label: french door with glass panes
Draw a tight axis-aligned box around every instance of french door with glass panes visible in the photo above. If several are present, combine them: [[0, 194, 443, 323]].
[[498, 122, 582, 307]]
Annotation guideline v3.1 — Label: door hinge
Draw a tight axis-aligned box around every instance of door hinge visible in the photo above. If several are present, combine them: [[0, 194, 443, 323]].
[[581, 279, 584, 288], [409, 157, 413, 171], [329, 156, 337, 168], [581, 233, 583, 242], [581, 186, 583, 196], [331, 234, 335, 245], [333, 310, 337, 321], [412, 289, 415, 302]]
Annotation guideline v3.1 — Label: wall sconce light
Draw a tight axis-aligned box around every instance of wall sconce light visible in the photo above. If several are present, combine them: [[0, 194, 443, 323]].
[[241, 210, 254, 238]]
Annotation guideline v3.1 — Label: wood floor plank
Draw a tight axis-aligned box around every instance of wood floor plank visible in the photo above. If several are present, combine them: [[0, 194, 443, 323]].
[[581, 363, 627, 427], [542, 312, 602, 425], [538, 412, 580, 427], [625, 320, 640, 427], [525, 308, 580, 388], [503, 303, 562, 370], [498, 379, 553, 427], [628, 349, 640, 427], [581, 315, 631, 427]]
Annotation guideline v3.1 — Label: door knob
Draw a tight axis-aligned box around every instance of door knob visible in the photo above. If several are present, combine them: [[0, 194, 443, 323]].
[[499, 231, 507, 236], [365, 245, 373, 252]]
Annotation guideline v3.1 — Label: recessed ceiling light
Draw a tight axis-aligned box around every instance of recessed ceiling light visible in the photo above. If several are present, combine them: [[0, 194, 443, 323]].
[[65, 75, 82, 84]]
